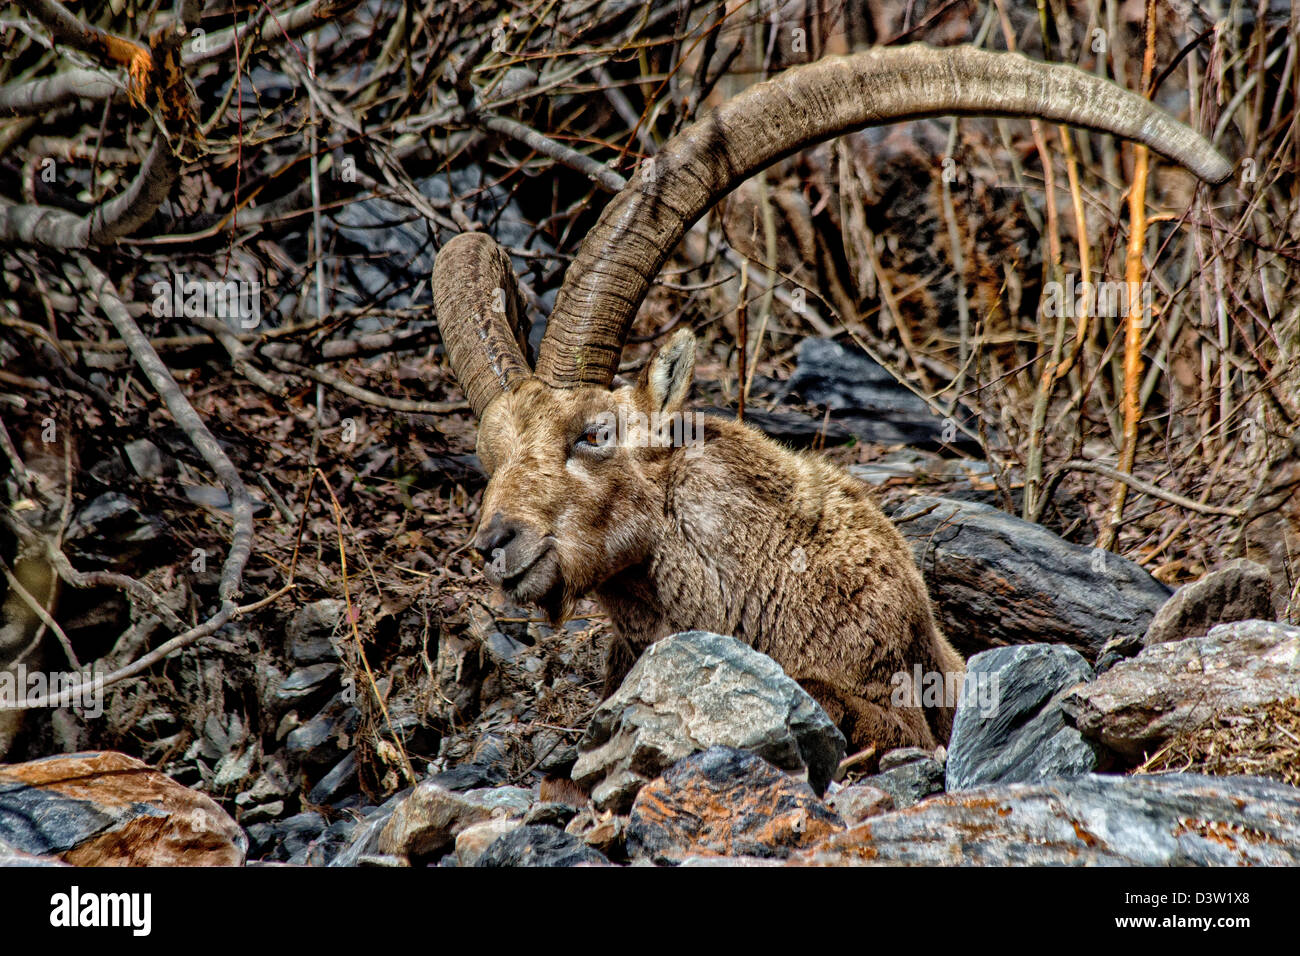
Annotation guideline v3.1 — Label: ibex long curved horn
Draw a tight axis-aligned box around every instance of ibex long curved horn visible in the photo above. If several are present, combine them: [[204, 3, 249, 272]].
[[534, 43, 1233, 389], [432, 231, 533, 417]]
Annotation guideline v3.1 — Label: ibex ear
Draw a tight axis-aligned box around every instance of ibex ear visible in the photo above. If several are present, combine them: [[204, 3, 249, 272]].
[[638, 328, 695, 415]]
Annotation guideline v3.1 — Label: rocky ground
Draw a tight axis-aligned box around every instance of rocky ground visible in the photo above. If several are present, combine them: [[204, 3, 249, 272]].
[[3, 489, 1297, 866]]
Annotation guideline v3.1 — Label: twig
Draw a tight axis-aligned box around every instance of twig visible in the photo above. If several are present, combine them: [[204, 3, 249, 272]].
[[73, 256, 253, 606], [1061, 459, 1244, 518], [266, 355, 467, 414], [476, 112, 626, 193], [0, 554, 77, 667], [1098, 0, 1158, 552]]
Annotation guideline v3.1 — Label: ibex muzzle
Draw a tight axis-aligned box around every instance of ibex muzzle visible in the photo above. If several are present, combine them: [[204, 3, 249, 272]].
[[433, 45, 1232, 757]]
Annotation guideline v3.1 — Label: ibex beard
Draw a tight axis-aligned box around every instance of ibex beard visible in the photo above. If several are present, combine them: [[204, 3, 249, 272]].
[[472, 328, 965, 756]]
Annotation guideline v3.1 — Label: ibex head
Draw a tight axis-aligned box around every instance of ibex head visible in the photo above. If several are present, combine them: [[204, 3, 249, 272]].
[[434, 44, 1231, 622], [458, 302, 698, 623]]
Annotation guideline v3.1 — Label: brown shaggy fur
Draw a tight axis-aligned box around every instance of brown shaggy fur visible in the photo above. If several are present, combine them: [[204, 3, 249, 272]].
[[473, 329, 965, 757]]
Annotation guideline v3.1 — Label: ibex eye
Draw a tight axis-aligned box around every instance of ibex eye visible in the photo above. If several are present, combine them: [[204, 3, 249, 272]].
[[574, 421, 613, 455]]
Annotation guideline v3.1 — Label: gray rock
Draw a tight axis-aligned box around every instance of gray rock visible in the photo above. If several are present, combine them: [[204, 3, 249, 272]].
[[329, 796, 407, 867], [784, 338, 978, 451], [855, 755, 945, 808], [878, 747, 936, 771], [888, 496, 1171, 658], [0, 836, 67, 866], [824, 783, 895, 824], [123, 438, 166, 479], [1143, 559, 1274, 646], [254, 811, 325, 863], [530, 729, 578, 775], [378, 783, 532, 861], [572, 632, 846, 812], [285, 691, 359, 764], [1062, 620, 1300, 759], [308, 752, 358, 806], [522, 801, 579, 828], [946, 644, 1100, 790], [275, 663, 341, 702], [795, 773, 1300, 865], [286, 599, 345, 664], [1095, 633, 1144, 673], [476, 824, 610, 867]]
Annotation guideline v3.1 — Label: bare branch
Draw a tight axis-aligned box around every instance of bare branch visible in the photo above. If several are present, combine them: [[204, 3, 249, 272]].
[[1061, 459, 1245, 518], [72, 256, 254, 606]]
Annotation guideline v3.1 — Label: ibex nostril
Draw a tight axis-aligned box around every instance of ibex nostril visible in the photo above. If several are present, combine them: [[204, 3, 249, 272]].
[[473, 513, 517, 564]]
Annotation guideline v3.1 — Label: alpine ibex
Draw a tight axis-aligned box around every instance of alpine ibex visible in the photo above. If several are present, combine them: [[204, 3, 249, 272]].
[[431, 45, 1231, 757]]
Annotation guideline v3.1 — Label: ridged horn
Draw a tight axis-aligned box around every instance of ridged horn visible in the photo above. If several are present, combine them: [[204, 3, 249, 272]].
[[432, 232, 532, 418], [535, 43, 1234, 388]]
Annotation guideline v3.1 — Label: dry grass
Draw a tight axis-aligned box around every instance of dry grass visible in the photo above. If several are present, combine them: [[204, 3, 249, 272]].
[[1136, 697, 1300, 786]]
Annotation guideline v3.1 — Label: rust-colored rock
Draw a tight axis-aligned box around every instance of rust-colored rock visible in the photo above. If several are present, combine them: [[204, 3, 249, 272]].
[[0, 751, 245, 866], [627, 747, 844, 862]]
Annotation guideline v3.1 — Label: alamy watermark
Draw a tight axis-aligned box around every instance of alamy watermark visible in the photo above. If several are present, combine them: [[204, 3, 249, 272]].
[[1042, 274, 1153, 323], [0, 664, 104, 718], [151, 270, 262, 328], [590, 409, 707, 456], [891, 665, 999, 718]]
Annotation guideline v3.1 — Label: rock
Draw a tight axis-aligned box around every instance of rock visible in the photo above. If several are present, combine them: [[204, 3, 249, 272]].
[[0, 751, 246, 866], [455, 819, 523, 866], [626, 747, 844, 863], [426, 733, 514, 791], [300, 819, 356, 866], [854, 755, 944, 808], [64, 492, 165, 566], [529, 729, 578, 775], [1095, 633, 1144, 673], [1143, 560, 1274, 646], [783, 338, 978, 451], [878, 747, 935, 771], [1061, 620, 1300, 759], [329, 798, 406, 867], [946, 645, 1100, 790], [308, 752, 358, 806], [0, 837, 67, 866], [286, 599, 345, 664], [476, 825, 610, 867], [275, 663, 341, 702], [212, 746, 256, 788], [573, 631, 846, 812], [794, 773, 1300, 865], [678, 854, 785, 866], [377, 783, 532, 862], [888, 496, 1171, 658], [570, 812, 627, 859], [250, 811, 325, 862], [824, 784, 895, 824], [238, 801, 283, 825], [285, 691, 359, 765], [523, 801, 579, 828], [123, 438, 166, 479]]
